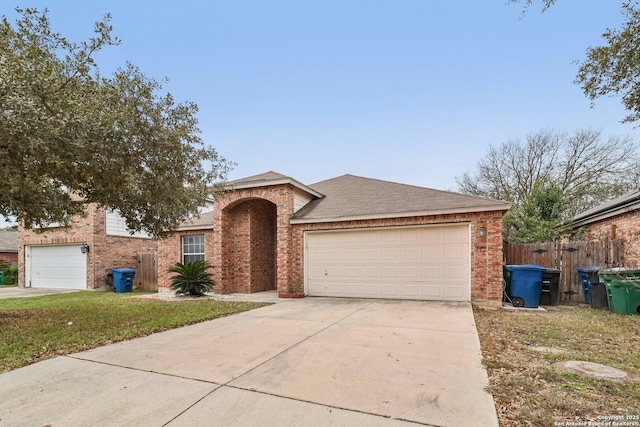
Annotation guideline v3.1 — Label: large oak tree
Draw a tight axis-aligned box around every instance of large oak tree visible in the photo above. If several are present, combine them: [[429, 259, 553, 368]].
[[0, 8, 231, 238]]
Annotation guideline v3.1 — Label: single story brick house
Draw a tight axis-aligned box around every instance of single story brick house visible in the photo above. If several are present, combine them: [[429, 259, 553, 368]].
[[572, 188, 640, 267], [18, 205, 158, 290], [158, 171, 512, 303]]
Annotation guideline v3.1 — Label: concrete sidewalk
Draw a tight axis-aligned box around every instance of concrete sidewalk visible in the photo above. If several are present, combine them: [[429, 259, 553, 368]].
[[0, 298, 498, 426]]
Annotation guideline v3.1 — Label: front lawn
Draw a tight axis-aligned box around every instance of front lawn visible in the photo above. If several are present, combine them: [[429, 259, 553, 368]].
[[474, 305, 640, 427], [0, 291, 269, 373]]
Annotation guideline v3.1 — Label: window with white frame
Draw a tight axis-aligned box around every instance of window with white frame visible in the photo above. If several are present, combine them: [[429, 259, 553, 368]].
[[182, 234, 205, 263]]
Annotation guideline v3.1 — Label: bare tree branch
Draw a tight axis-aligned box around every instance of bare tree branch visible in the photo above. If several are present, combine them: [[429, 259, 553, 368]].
[[456, 129, 639, 217]]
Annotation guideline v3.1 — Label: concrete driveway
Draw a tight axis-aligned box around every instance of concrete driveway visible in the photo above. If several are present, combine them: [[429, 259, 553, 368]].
[[0, 287, 79, 299], [0, 298, 498, 426]]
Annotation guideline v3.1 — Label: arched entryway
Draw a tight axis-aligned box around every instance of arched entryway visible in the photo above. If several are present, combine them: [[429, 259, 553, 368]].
[[221, 198, 277, 293]]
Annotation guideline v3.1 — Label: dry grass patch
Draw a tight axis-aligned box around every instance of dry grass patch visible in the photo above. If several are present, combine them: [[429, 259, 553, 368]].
[[474, 305, 640, 426]]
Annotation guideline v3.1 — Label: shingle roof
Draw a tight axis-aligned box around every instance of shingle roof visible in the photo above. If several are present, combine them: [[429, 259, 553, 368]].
[[573, 188, 640, 226], [178, 211, 214, 231], [291, 174, 511, 223], [0, 231, 18, 252]]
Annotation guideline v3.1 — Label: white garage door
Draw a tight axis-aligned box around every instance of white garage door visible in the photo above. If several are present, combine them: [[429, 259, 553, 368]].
[[305, 225, 470, 301], [27, 245, 87, 289]]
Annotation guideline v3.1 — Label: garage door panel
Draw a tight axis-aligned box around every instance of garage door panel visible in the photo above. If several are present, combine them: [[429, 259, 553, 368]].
[[445, 266, 466, 280], [421, 266, 442, 279], [381, 284, 401, 297], [401, 266, 420, 280], [342, 283, 362, 296], [380, 265, 399, 278], [306, 225, 470, 301], [360, 248, 378, 261], [421, 246, 443, 261], [361, 283, 381, 296], [445, 245, 467, 258], [422, 284, 445, 298], [401, 284, 420, 298], [343, 249, 361, 261], [343, 265, 361, 278], [28, 245, 87, 290], [400, 247, 419, 261], [326, 250, 344, 261], [445, 285, 466, 299], [361, 265, 379, 278], [379, 248, 399, 260]]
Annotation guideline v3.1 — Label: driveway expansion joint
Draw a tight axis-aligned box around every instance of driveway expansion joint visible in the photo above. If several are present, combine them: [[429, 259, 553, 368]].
[[213, 384, 440, 427], [67, 355, 222, 386]]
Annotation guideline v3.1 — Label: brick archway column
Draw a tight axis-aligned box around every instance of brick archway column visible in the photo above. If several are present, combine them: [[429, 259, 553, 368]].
[[275, 203, 300, 298], [212, 205, 225, 293], [212, 185, 300, 297]]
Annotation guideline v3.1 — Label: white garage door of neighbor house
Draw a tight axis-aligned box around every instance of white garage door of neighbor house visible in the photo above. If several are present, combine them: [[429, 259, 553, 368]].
[[28, 245, 87, 289], [305, 225, 470, 301]]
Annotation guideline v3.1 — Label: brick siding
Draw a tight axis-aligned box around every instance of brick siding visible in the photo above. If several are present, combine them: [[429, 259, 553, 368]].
[[157, 229, 215, 293], [18, 204, 157, 289], [580, 209, 640, 268], [157, 184, 507, 302], [290, 211, 505, 301], [0, 252, 18, 266]]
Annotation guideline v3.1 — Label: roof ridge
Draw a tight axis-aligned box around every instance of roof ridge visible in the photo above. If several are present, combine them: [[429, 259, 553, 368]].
[[313, 174, 509, 204]]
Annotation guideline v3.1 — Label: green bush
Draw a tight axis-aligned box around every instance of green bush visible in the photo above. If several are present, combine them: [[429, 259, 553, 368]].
[[168, 261, 215, 296], [2, 266, 18, 285]]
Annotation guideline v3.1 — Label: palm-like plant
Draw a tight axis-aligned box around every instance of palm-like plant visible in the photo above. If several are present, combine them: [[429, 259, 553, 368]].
[[168, 260, 215, 296]]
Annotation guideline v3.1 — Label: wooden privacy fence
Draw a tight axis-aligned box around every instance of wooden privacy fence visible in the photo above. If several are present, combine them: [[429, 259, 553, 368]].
[[504, 240, 625, 303], [136, 252, 158, 291]]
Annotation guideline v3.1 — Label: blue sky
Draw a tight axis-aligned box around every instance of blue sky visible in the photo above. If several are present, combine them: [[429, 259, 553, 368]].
[[4, 1, 637, 194]]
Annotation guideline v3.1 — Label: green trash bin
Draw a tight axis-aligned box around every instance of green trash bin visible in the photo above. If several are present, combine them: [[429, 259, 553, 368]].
[[599, 268, 640, 315], [0, 270, 3, 285]]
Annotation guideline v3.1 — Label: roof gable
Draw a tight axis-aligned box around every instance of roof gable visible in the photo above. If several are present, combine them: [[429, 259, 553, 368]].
[[291, 174, 511, 223], [228, 171, 290, 185], [226, 170, 323, 198]]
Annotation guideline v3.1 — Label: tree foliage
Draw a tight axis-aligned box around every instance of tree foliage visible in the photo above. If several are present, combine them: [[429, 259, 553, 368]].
[[456, 129, 639, 219], [503, 179, 569, 243], [509, 1, 640, 125], [576, 2, 640, 123], [0, 8, 231, 237], [507, 0, 557, 14]]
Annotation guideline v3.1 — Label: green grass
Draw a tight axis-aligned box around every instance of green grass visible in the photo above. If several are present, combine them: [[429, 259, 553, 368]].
[[0, 291, 270, 373], [474, 306, 640, 427]]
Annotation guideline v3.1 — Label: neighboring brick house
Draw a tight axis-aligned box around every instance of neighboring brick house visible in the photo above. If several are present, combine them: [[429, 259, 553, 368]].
[[18, 205, 157, 290], [0, 230, 18, 266], [158, 171, 512, 303], [572, 189, 640, 267]]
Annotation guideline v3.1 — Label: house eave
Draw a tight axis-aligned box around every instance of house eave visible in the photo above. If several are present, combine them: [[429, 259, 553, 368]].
[[176, 224, 214, 232], [572, 200, 640, 228], [227, 178, 324, 198], [290, 204, 512, 224]]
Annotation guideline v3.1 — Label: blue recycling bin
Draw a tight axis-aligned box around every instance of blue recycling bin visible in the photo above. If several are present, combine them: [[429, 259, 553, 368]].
[[504, 265, 546, 308], [112, 268, 136, 293], [577, 266, 601, 305]]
